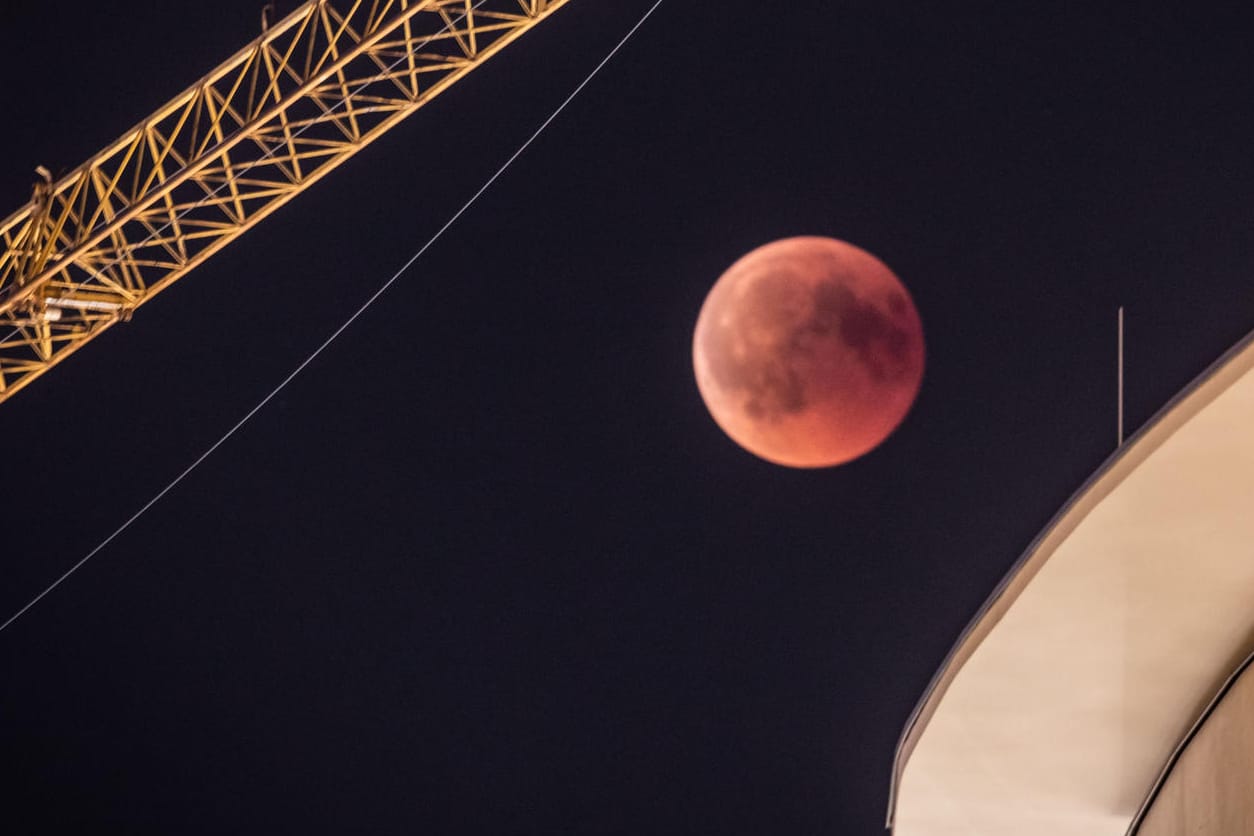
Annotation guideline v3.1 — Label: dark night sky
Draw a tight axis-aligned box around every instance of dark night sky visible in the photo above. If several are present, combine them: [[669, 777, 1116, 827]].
[[3, 2, 1254, 833]]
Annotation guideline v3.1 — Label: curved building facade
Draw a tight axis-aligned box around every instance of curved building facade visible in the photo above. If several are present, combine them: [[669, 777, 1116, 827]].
[[889, 328, 1254, 835], [1132, 650, 1254, 836]]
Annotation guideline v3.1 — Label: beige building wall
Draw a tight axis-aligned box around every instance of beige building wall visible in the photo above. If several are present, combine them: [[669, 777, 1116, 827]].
[[1134, 654, 1254, 836], [890, 329, 1254, 836]]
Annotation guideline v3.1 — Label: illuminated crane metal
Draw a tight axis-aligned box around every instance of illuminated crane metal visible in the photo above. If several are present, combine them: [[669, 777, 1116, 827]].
[[0, 0, 570, 402]]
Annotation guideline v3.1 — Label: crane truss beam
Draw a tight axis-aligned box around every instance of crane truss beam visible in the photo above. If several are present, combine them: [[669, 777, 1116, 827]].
[[0, 0, 569, 401]]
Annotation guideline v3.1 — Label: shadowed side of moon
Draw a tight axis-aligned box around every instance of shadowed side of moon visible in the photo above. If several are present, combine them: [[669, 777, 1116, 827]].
[[693, 237, 925, 468]]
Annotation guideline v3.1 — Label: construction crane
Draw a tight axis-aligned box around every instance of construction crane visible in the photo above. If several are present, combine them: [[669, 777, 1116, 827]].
[[0, 0, 570, 403]]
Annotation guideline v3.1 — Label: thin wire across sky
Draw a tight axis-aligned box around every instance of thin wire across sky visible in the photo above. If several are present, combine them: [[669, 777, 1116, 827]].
[[0, 0, 667, 635]]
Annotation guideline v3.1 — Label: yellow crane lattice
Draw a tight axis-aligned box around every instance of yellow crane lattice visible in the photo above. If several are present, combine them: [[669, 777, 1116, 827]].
[[0, 0, 570, 402]]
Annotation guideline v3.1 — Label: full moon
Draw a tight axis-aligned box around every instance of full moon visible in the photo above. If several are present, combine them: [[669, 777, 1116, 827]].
[[692, 237, 925, 468]]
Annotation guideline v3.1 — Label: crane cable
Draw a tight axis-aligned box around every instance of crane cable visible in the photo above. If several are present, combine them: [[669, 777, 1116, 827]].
[[0, 0, 667, 635]]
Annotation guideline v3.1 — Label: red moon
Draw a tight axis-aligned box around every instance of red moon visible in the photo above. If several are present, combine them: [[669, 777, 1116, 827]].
[[692, 237, 924, 468]]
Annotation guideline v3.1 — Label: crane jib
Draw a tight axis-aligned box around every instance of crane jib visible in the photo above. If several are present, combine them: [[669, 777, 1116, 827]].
[[0, 0, 571, 402]]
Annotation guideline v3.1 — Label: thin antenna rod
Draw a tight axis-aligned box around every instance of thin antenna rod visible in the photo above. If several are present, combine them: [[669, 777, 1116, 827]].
[[1117, 306, 1125, 447]]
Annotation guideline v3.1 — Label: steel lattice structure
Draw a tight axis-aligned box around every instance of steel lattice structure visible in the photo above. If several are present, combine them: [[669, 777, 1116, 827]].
[[0, 0, 570, 402]]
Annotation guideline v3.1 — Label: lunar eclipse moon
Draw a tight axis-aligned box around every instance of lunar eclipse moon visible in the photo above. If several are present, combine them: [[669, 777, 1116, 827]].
[[693, 237, 925, 468]]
